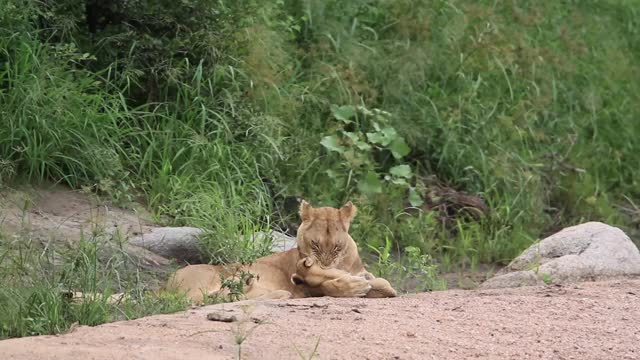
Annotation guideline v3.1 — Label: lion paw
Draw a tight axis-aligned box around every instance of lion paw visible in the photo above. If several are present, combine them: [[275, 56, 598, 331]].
[[334, 275, 371, 297]]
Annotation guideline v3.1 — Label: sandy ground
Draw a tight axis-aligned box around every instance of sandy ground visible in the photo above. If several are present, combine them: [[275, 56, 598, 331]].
[[1, 279, 638, 360]]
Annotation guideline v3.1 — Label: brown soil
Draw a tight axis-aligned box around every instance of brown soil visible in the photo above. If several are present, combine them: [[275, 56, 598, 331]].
[[2, 279, 638, 360]]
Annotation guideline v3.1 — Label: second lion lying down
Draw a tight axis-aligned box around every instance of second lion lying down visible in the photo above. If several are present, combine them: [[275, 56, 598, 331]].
[[165, 201, 396, 303]]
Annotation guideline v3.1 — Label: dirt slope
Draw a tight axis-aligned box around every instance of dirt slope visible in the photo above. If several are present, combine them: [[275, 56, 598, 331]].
[[1, 279, 638, 360], [0, 184, 155, 243]]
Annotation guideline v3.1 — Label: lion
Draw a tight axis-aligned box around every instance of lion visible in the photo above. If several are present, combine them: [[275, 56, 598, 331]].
[[165, 201, 396, 304]]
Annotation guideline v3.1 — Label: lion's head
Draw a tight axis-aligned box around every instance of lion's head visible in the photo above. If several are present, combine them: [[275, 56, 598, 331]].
[[295, 200, 359, 269]]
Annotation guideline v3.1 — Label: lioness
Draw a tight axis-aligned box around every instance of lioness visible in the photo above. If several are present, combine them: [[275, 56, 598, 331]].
[[165, 201, 396, 303]]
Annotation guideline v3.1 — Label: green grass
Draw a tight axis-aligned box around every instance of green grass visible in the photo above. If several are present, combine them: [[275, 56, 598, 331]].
[[1, 0, 639, 338], [0, 229, 189, 339], [285, 0, 640, 268], [0, 2, 276, 264]]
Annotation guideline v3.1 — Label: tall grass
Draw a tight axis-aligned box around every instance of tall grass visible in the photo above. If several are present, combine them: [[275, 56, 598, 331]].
[[0, 2, 278, 263], [0, 229, 189, 339], [1, 0, 639, 273], [272, 0, 640, 267]]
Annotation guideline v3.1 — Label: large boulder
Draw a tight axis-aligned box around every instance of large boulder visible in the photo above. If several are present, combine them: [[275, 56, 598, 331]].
[[482, 222, 640, 289], [0, 184, 298, 268], [251, 231, 298, 253], [129, 227, 297, 264], [128, 227, 205, 264]]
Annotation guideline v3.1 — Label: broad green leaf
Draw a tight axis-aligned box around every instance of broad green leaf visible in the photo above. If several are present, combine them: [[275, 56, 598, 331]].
[[341, 131, 372, 150], [343, 149, 367, 168], [366, 132, 385, 145], [381, 127, 398, 142], [341, 131, 359, 142], [355, 141, 372, 151], [320, 135, 344, 153], [367, 127, 398, 147], [331, 105, 356, 123], [388, 137, 410, 159], [358, 172, 382, 194], [409, 187, 424, 207], [391, 178, 408, 186], [389, 164, 412, 178]]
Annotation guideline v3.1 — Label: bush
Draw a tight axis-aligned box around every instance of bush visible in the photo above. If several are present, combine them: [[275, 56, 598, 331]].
[[1, 0, 639, 270]]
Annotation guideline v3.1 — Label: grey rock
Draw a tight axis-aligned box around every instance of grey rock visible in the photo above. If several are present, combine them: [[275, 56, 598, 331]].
[[482, 222, 640, 289], [129, 227, 205, 264], [537, 254, 590, 283], [129, 227, 297, 264], [250, 231, 297, 253], [480, 271, 542, 289], [206, 311, 238, 323]]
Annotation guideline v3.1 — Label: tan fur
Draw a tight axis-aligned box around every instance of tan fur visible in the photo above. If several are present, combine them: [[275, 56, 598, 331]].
[[292, 201, 397, 298], [165, 250, 304, 304], [165, 201, 396, 304]]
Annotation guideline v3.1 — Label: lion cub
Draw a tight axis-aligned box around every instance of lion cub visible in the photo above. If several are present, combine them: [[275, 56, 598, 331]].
[[165, 201, 396, 303]]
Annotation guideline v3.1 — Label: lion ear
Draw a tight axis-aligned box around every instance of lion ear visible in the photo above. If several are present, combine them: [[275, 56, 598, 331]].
[[299, 200, 313, 222], [339, 201, 357, 230]]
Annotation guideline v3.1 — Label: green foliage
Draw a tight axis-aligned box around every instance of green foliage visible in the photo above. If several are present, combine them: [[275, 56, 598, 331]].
[[369, 237, 447, 292], [1, 0, 640, 335], [286, 0, 640, 264], [319, 105, 421, 206], [0, 0, 278, 263], [219, 270, 255, 303], [0, 232, 188, 339]]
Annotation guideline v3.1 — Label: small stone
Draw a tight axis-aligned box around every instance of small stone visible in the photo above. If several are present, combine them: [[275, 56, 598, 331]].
[[206, 312, 238, 322]]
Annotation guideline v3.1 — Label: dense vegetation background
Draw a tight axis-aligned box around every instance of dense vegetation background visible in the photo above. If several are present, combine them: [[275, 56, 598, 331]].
[[1, 0, 639, 338]]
